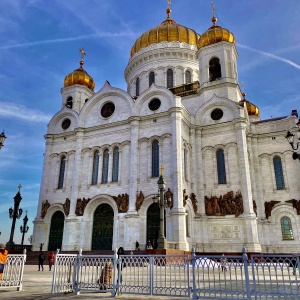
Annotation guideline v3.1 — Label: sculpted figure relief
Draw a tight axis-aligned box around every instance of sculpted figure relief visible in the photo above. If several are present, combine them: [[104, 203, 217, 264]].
[[190, 193, 198, 213], [41, 199, 50, 219], [286, 199, 300, 215], [75, 198, 91, 216], [136, 191, 144, 211], [205, 191, 244, 217], [183, 189, 188, 207], [164, 188, 173, 209], [63, 198, 70, 216], [264, 201, 280, 219], [113, 193, 129, 213]]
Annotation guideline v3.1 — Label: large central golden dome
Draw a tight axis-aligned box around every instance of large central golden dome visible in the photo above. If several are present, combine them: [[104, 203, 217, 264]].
[[130, 8, 200, 57]]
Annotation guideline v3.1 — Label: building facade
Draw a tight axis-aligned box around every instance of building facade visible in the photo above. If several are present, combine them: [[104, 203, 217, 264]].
[[32, 6, 300, 253]]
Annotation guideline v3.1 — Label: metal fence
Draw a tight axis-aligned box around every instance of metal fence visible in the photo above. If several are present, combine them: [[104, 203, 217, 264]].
[[51, 248, 300, 299], [0, 249, 27, 291]]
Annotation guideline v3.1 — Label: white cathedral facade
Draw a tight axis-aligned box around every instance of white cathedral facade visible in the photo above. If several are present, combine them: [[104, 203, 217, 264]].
[[32, 6, 300, 254]]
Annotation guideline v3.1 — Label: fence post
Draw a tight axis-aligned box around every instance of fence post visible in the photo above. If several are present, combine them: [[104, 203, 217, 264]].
[[150, 256, 154, 295], [74, 248, 82, 295], [17, 249, 27, 291], [112, 248, 118, 297], [242, 247, 251, 300], [51, 249, 60, 294], [191, 247, 197, 300]]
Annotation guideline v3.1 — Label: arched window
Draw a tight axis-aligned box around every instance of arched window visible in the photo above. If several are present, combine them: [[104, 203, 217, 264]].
[[281, 216, 294, 240], [66, 97, 73, 109], [58, 156, 66, 189], [185, 70, 191, 83], [91, 151, 99, 185], [216, 149, 226, 184], [152, 140, 159, 177], [209, 57, 222, 81], [167, 69, 173, 88], [149, 71, 155, 87], [112, 147, 119, 182], [102, 149, 109, 183], [273, 156, 285, 190], [136, 78, 140, 97]]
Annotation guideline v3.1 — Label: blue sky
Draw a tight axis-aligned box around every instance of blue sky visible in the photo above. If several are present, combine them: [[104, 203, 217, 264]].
[[0, 0, 299, 245]]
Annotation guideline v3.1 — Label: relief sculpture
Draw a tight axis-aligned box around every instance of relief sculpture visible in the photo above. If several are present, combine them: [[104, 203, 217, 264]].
[[63, 198, 70, 216], [205, 191, 244, 217], [136, 191, 144, 211], [113, 193, 129, 213], [75, 198, 91, 216], [41, 199, 50, 219], [190, 193, 198, 213], [286, 199, 300, 215], [264, 200, 280, 219], [164, 188, 173, 209], [183, 189, 188, 207]]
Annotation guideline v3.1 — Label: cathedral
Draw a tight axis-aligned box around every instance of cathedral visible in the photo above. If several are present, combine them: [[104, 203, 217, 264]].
[[32, 3, 300, 254]]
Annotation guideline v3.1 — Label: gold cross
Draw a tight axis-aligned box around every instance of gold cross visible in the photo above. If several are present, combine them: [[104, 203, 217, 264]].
[[211, 2, 216, 17], [159, 165, 164, 176], [18, 184, 22, 193], [168, 0, 171, 8], [242, 82, 245, 93], [79, 48, 86, 62]]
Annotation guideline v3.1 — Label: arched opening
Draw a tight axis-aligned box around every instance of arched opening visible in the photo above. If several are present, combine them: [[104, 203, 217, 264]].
[[149, 71, 155, 87], [185, 70, 191, 83], [48, 211, 65, 251], [66, 96, 73, 109], [92, 203, 114, 250], [136, 78, 140, 97], [146, 203, 165, 249], [209, 57, 221, 81], [167, 69, 173, 88]]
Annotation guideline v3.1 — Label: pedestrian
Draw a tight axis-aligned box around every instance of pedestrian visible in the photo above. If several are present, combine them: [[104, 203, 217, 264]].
[[220, 254, 227, 272], [289, 255, 298, 275], [135, 240, 139, 251], [117, 247, 125, 284], [39, 243, 44, 251], [47, 251, 55, 271], [38, 251, 45, 271], [0, 243, 8, 280]]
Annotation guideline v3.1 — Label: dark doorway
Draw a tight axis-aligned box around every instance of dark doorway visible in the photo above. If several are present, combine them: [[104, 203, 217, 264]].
[[48, 211, 64, 251], [92, 203, 114, 250], [146, 203, 166, 249]]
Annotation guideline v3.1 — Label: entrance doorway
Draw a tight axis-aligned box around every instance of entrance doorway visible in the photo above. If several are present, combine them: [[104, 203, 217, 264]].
[[92, 203, 114, 250], [147, 203, 165, 249], [48, 211, 64, 251]]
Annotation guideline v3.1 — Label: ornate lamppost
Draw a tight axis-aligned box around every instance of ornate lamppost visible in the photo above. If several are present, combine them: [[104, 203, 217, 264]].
[[20, 211, 29, 245], [7, 184, 23, 249], [0, 131, 7, 150], [285, 118, 300, 160], [152, 166, 171, 249]]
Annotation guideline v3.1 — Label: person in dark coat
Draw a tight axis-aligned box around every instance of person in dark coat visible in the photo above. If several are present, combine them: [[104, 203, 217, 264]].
[[289, 255, 298, 275], [38, 252, 45, 271]]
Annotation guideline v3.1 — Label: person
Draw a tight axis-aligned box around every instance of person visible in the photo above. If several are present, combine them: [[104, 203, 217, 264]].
[[289, 255, 298, 275], [38, 251, 45, 271], [117, 247, 125, 284], [47, 251, 55, 271], [0, 243, 8, 280], [135, 240, 139, 251], [220, 254, 227, 272]]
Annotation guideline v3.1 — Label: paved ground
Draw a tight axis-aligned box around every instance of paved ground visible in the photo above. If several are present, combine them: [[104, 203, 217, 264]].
[[0, 265, 191, 299]]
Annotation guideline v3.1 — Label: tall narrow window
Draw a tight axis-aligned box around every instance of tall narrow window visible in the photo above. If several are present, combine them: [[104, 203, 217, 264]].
[[209, 57, 221, 81], [273, 156, 285, 190], [183, 147, 187, 181], [91, 151, 99, 185], [149, 71, 155, 87], [281, 216, 294, 240], [66, 97, 73, 109], [136, 78, 140, 97], [185, 70, 191, 83], [216, 149, 226, 184], [58, 156, 66, 189], [152, 140, 159, 177], [167, 69, 173, 88], [112, 147, 119, 182], [102, 149, 109, 183]]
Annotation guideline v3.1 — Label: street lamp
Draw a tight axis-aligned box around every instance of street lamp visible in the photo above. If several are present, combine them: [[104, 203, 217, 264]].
[[285, 118, 300, 160], [152, 166, 171, 249], [0, 131, 6, 150], [7, 184, 23, 249], [20, 211, 29, 245]]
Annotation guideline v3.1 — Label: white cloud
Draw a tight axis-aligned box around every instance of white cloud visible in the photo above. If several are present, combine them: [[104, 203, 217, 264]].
[[0, 102, 51, 123]]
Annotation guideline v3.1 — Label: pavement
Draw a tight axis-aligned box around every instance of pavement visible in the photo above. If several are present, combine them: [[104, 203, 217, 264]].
[[0, 265, 191, 300]]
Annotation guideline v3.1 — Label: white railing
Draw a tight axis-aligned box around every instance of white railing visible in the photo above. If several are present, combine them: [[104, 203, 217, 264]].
[[0, 249, 27, 291]]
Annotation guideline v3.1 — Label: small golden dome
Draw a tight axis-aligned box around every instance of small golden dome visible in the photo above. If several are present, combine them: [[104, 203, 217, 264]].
[[239, 93, 260, 116], [64, 60, 95, 91], [130, 9, 200, 57], [198, 16, 236, 48]]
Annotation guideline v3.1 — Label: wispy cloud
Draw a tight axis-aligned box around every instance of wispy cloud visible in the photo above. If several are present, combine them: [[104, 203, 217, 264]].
[[0, 32, 136, 50], [237, 43, 300, 70], [0, 102, 51, 123]]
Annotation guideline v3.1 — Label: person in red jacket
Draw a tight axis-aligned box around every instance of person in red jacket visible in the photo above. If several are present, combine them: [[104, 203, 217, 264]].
[[0, 243, 8, 280], [47, 251, 55, 271]]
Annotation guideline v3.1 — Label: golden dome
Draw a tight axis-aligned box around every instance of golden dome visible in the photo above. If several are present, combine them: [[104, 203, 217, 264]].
[[130, 8, 200, 57], [239, 93, 260, 116], [64, 60, 95, 91], [198, 16, 235, 48]]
